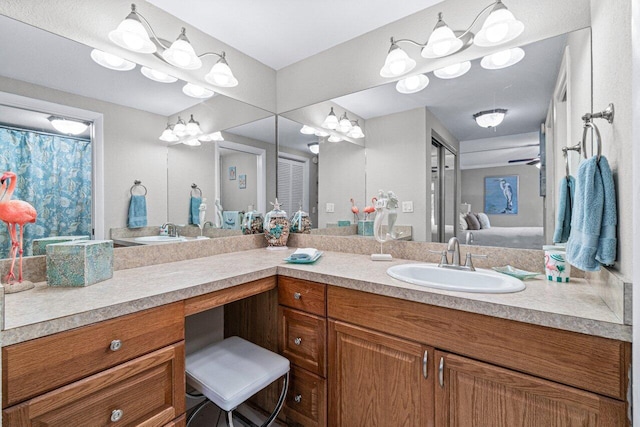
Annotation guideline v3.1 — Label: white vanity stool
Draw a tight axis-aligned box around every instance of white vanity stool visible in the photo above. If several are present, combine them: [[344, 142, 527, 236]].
[[186, 336, 290, 427]]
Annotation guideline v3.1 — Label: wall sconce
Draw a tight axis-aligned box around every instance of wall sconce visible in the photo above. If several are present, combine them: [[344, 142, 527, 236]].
[[48, 116, 90, 135], [347, 121, 365, 139], [473, 109, 507, 128], [321, 107, 339, 130], [308, 142, 320, 154], [319, 109, 366, 138], [380, 0, 524, 77]]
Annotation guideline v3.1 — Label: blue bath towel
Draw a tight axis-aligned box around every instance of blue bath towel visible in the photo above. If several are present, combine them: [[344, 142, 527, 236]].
[[566, 156, 617, 271], [553, 176, 575, 244], [128, 195, 147, 228], [189, 196, 202, 225]]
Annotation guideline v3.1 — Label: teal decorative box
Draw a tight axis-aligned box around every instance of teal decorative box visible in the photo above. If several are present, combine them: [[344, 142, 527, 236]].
[[46, 240, 114, 287], [337, 220, 351, 227], [32, 235, 90, 256], [357, 220, 374, 236]]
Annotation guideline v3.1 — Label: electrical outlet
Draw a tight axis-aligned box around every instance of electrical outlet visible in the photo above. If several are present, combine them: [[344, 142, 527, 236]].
[[326, 203, 335, 213], [402, 201, 414, 213]]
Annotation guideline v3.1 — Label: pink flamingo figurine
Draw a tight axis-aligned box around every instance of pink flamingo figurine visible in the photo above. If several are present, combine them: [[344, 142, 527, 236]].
[[0, 171, 37, 290], [363, 197, 377, 220], [349, 198, 360, 222]]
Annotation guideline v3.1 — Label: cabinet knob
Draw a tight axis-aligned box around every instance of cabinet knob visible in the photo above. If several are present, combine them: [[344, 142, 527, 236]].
[[294, 394, 302, 403], [293, 292, 302, 300], [110, 409, 124, 422], [294, 337, 302, 345], [110, 340, 122, 351]]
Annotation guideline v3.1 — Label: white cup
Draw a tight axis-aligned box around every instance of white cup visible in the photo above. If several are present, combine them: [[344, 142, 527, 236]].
[[544, 249, 571, 282]]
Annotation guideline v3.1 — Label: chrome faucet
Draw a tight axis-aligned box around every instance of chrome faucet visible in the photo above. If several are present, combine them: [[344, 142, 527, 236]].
[[202, 221, 214, 229], [429, 236, 487, 271], [447, 237, 462, 267], [162, 223, 179, 237]]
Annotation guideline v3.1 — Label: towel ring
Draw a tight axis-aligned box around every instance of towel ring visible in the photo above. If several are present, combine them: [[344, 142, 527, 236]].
[[562, 142, 582, 178], [130, 180, 148, 196], [190, 183, 202, 198], [581, 121, 602, 162]]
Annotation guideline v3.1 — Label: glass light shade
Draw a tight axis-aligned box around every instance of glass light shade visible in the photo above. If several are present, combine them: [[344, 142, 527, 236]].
[[421, 17, 463, 58], [396, 74, 430, 94], [338, 113, 353, 133], [182, 83, 214, 99], [328, 134, 342, 142], [162, 30, 202, 70], [480, 47, 525, 69], [173, 117, 187, 136], [210, 131, 224, 141], [348, 124, 365, 139], [205, 60, 239, 87], [308, 142, 320, 155], [474, 109, 507, 128], [108, 14, 156, 54], [186, 115, 201, 135], [48, 116, 89, 135], [433, 61, 471, 79], [300, 125, 316, 135], [322, 108, 339, 130], [535, 162, 541, 169], [474, 5, 524, 47], [141, 66, 177, 83], [183, 138, 201, 147], [197, 133, 212, 142], [159, 126, 179, 142], [314, 129, 329, 137], [380, 45, 416, 78], [90, 49, 135, 71]]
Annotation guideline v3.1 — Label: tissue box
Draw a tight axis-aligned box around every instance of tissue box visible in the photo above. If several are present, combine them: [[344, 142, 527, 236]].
[[46, 240, 114, 287], [357, 220, 374, 236], [32, 235, 90, 256]]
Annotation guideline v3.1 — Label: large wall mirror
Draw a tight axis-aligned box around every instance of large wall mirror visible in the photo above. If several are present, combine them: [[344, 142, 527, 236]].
[[0, 14, 275, 258], [277, 27, 591, 249]]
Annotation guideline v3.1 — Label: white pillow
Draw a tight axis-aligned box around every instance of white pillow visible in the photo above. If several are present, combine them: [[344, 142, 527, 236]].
[[459, 213, 469, 230], [477, 212, 491, 229]]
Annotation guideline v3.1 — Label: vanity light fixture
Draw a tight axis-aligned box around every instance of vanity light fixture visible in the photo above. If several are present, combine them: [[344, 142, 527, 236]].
[[314, 129, 329, 137], [421, 13, 463, 58], [173, 116, 187, 136], [322, 107, 339, 130], [182, 138, 202, 147], [433, 61, 471, 79], [108, 4, 156, 53], [379, 39, 416, 77], [480, 47, 525, 69], [186, 114, 202, 135], [308, 142, 320, 155], [328, 134, 343, 143], [90, 49, 136, 71], [47, 116, 90, 135], [162, 27, 202, 70], [473, 109, 507, 128], [338, 112, 353, 133], [159, 123, 179, 142], [300, 125, 316, 135], [473, 1, 525, 47], [204, 54, 239, 88], [347, 121, 365, 139], [140, 66, 177, 83], [210, 131, 224, 142], [182, 82, 214, 99], [396, 74, 430, 93]]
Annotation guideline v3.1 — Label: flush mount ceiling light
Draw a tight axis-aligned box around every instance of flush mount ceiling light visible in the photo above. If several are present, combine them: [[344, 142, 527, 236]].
[[48, 116, 90, 135], [396, 74, 430, 94], [140, 66, 177, 83], [322, 107, 339, 130], [380, 1, 523, 76], [182, 83, 214, 99], [300, 125, 316, 135], [473, 109, 507, 128], [90, 49, 135, 71], [106, 3, 238, 87], [347, 121, 365, 139], [308, 142, 320, 155], [433, 61, 471, 79], [480, 47, 525, 69]]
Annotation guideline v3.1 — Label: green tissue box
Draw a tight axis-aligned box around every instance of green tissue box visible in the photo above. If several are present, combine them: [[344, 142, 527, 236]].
[[337, 220, 351, 227], [32, 235, 90, 256], [46, 240, 114, 287]]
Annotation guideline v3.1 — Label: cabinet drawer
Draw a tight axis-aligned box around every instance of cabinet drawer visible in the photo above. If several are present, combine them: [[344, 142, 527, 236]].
[[3, 342, 186, 426], [278, 277, 326, 316], [284, 367, 327, 427], [279, 307, 326, 376], [3, 302, 184, 408]]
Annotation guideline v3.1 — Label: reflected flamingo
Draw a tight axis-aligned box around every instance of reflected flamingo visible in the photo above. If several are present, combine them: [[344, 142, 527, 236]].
[[349, 198, 359, 222], [0, 171, 37, 285], [363, 197, 377, 220]]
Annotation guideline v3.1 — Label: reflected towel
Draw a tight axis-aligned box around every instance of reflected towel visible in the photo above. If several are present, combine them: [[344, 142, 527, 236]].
[[189, 196, 202, 225], [128, 195, 147, 228], [552, 176, 575, 244], [223, 211, 241, 230], [566, 156, 617, 271], [289, 248, 319, 261]]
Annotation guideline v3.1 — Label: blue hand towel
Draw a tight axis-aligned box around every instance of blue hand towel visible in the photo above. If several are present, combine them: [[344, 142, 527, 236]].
[[128, 195, 147, 228], [222, 211, 241, 230], [552, 176, 575, 244], [189, 196, 202, 225], [566, 156, 617, 271]]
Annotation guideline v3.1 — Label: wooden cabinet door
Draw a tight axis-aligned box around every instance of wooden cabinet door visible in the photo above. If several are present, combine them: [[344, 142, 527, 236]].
[[435, 351, 628, 427], [328, 320, 434, 427]]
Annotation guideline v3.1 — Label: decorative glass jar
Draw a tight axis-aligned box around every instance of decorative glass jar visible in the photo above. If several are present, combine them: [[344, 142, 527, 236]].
[[242, 209, 264, 235], [290, 207, 312, 234], [263, 199, 290, 248]]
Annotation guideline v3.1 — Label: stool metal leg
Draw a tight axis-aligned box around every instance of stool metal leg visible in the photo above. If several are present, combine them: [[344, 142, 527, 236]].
[[186, 399, 213, 427], [225, 410, 235, 427], [260, 372, 290, 427]]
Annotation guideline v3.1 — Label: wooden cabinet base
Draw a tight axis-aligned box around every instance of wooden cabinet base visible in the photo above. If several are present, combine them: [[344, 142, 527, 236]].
[[284, 366, 327, 427]]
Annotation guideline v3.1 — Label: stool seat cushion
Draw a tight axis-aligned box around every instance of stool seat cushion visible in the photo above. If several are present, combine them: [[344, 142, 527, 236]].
[[186, 336, 290, 412]]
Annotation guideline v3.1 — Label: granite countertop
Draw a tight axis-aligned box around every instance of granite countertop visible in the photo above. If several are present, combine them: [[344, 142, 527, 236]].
[[1, 249, 630, 346]]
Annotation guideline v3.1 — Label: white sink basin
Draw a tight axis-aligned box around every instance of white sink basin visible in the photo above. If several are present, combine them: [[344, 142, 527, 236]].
[[134, 235, 187, 243], [387, 263, 525, 294]]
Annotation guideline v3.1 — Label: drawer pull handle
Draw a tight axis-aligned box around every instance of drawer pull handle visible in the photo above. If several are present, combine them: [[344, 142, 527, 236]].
[[110, 340, 122, 351], [438, 356, 444, 388], [422, 350, 428, 379], [293, 292, 302, 300], [294, 337, 302, 345], [111, 409, 124, 422], [294, 394, 302, 403]]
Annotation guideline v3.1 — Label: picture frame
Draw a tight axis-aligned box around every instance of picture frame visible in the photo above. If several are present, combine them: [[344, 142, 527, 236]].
[[484, 175, 519, 215], [239, 174, 246, 189], [228, 166, 236, 180]]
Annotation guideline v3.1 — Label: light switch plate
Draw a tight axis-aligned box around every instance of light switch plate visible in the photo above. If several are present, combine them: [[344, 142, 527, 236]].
[[326, 203, 335, 213], [402, 201, 414, 213]]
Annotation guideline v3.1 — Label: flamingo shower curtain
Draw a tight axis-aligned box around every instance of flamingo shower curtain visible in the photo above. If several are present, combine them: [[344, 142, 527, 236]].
[[0, 127, 92, 258]]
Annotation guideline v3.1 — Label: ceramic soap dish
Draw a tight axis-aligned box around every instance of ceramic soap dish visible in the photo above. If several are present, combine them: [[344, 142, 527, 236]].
[[492, 265, 540, 280], [284, 251, 323, 264]]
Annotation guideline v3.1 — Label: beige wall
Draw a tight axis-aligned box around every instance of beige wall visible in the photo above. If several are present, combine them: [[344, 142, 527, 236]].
[[220, 151, 258, 212]]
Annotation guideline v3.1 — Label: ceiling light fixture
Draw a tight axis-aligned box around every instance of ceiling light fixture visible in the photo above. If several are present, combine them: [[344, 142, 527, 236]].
[[159, 114, 219, 145], [433, 61, 471, 79], [381, 1, 523, 74], [182, 82, 214, 99], [308, 142, 320, 154], [396, 74, 430, 93], [473, 109, 507, 128], [90, 49, 136, 71], [47, 116, 90, 135], [140, 66, 177, 83], [480, 47, 525, 69], [322, 107, 339, 130]]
